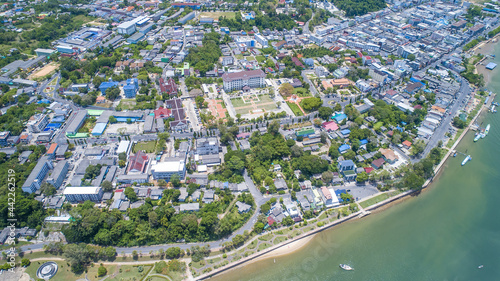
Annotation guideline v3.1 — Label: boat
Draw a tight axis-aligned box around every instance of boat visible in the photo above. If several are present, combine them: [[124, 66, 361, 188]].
[[484, 124, 490, 136], [491, 105, 497, 113], [479, 265, 484, 269], [453, 152, 457, 157], [340, 264, 354, 271], [493, 102, 499, 106], [474, 133, 482, 142], [462, 155, 471, 166]]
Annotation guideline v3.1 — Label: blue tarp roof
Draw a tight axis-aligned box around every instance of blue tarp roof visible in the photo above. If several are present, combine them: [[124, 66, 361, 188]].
[[332, 113, 347, 122], [341, 129, 350, 135], [335, 189, 347, 202], [410, 77, 422, 84], [359, 139, 368, 145], [339, 144, 350, 152]]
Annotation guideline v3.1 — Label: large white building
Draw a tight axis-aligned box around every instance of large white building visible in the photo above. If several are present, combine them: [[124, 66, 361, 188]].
[[254, 34, 268, 47], [196, 137, 219, 155], [222, 70, 266, 92], [27, 114, 49, 133], [22, 156, 52, 193], [151, 158, 186, 181], [117, 21, 137, 35], [64, 186, 103, 202]]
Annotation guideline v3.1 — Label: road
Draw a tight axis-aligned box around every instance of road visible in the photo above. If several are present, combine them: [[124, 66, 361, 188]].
[[301, 70, 318, 96], [302, 12, 315, 35]]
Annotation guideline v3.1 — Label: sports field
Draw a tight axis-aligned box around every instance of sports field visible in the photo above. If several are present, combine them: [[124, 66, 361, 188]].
[[200, 11, 236, 19], [230, 94, 277, 115]]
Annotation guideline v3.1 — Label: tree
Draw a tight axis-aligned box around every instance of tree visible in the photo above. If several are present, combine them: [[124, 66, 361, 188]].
[[98, 265, 107, 277], [356, 172, 369, 183], [318, 106, 334, 120], [300, 97, 323, 112], [411, 140, 426, 156], [267, 120, 280, 135], [407, 54, 416, 61], [101, 180, 113, 192], [170, 174, 181, 187], [452, 116, 466, 129], [158, 179, 167, 187], [109, 116, 117, 123], [105, 86, 120, 101], [340, 192, 353, 203], [165, 247, 181, 259], [21, 258, 30, 267], [124, 187, 138, 202], [227, 156, 245, 173], [282, 216, 294, 226], [232, 234, 245, 247], [322, 171, 333, 183], [279, 83, 294, 97]]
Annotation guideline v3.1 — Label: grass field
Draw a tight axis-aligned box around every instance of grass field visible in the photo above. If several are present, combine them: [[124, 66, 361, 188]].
[[373, 121, 384, 130], [118, 99, 136, 110], [359, 191, 401, 209], [235, 54, 244, 60], [255, 55, 266, 63], [25, 260, 85, 281], [107, 264, 152, 281], [293, 87, 311, 97], [133, 140, 157, 153], [286, 102, 304, 116], [231, 95, 277, 115], [200, 11, 236, 19]]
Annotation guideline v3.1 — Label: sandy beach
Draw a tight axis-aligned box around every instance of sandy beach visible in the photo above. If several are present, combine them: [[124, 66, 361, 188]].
[[251, 235, 314, 263]]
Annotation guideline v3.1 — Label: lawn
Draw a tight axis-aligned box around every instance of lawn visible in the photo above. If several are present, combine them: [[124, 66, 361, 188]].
[[235, 54, 244, 60], [245, 56, 256, 61], [258, 233, 273, 241], [293, 87, 311, 97], [255, 55, 266, 63], [286, 102, 304, 116], [107, 265, 152, 281], [258, 242, 271, 251], [373, 121, 384, 130], [132, 140, 157, 153], [247, 240, 258, 250], [200, 11, 236, 19], [118, 99, 136, 110], [25, 260, 86, 281], [230, 97, 247, 108], [231, 95, 277, 115], [273, 236, 286, 245], [359, 191, 401, 209]]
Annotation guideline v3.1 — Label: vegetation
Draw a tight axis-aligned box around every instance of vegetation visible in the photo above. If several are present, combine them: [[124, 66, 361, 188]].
[[333, 0, 387, 17], [185, 32, 222, 75]]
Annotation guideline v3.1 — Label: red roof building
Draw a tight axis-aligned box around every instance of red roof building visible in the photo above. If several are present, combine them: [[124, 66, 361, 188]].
[[364, 167, 374, 174], [402, 140, 412, 149], [128, 151, 149, 173], [154, 107, 172, 119], [322, 121, 339, 132], [159, 78, 178, 96], [267, 216, 276, 226], [47, 143, 58, 156], [291, 57, 304, 68]]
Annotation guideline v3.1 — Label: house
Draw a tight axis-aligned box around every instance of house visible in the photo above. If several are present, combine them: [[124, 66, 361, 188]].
[[371, 158, 385, 169], [338, 160, 355, 172], [404, 82, 423, 94], [235, 201, 252, 213], [196, 137, 219, 155], [379, 148, 399, 164], [203, 190, 215, 203], [402, 140, 412, 149], [338, 144, 351, 153], [274, 178, 288, 190], [180, 203, 200, 212], [322, 121, 339, 132], [178, 187, 188, 202], [128, 150, 149, 173]]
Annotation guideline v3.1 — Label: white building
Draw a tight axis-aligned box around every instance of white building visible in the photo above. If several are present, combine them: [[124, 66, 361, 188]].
[[196, 137, 219, 155], [151, 158, 186, 181], [117, 21, 136, 35], [222, 69, 266, 92], [64, 186, 103, 202], [255, 34, 268, 47], [27, 114, 49, 133], [315, 65, 328, 78]]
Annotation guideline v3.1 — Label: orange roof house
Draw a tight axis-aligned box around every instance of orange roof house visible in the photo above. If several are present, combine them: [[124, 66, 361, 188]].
[[402, 140, 412, 149]]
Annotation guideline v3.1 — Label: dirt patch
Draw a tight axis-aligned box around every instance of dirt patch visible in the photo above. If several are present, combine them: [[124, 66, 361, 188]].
[[29, 62, 59, 79]]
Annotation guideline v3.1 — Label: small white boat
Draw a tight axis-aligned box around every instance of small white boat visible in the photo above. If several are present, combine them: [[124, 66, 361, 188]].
[[478, 265, 484, 269], [340, 264, 354, 271]]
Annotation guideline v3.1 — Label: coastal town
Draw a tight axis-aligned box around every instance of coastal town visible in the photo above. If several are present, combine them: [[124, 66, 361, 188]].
[[0, 0, 499, 280]]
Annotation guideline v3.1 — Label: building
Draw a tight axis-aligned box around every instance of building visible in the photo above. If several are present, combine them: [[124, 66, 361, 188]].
[[66, 111, 87, 135], [196, 137, 219, 155], [255, 34, 268, 47], [63, 186, 103, 202], [128, 150, 149, 173], [159, 78, 178, 95], [220, 56, 234, 66], [117, 21, 136, 35], [99, 81, 119, 95], [180, 203, 200, 212], [179, 11, 196, 24], [379, 148, 399, 164], [151, 158, 186, 181], [123, 78, 139, 98], [236, 201, 252, 213], [22, 156, 53, 193], [127, 32, 145, 44], [222, 69, 266, 92], [27, 114, 49, 133], [46, 143, 58, 159], [46, 160, 69, 189], [0, 131, 10, 146], [116, 174, 149, 184], [35, 48, 57, 57]]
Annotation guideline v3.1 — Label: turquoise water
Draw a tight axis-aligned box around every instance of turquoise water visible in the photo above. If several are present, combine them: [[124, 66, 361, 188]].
[[213, 50, 500, 281]]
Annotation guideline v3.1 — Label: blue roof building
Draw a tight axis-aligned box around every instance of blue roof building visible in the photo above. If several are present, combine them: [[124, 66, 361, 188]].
[[304, 58, 314, 66], [123, 78, 138, 98], [341, 129, 350, 136], [339, 144, 351, 153], [332, 113, 347, 123], [359, 139, 368, 145], [99, 81, 119, 95]]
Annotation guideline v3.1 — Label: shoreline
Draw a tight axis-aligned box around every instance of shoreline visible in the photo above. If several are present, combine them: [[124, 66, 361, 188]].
[[473, 34, 500, 84], [197, 94, 493, 281]]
